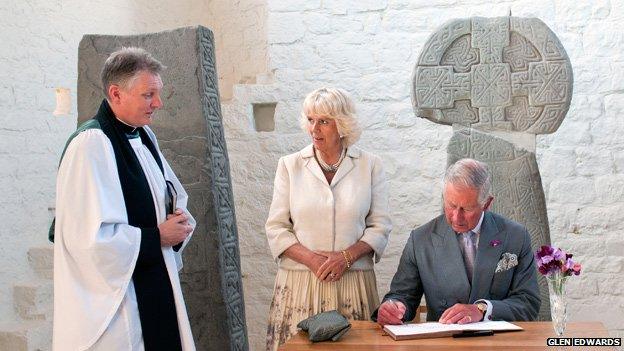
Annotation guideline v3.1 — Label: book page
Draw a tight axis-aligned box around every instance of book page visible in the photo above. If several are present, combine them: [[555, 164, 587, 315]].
[[384, 323, 459, 336], [457, 321, 523, 331], [384, 321, 522, 336]]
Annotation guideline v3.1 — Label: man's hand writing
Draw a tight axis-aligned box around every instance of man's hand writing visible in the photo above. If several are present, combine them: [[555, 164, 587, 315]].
[[377, 299, 406, 326]]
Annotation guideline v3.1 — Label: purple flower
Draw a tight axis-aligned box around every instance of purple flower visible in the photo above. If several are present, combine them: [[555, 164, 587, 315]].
[[540, 255, 554, 265], [534, 245, 582, 278], [552, 248, 566, 261], [562, 257, 574, 270], [536, 245, 553, 259], [490, 239, 501, 247]]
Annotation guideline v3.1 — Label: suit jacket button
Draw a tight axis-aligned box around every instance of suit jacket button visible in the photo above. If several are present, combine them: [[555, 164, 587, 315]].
[[441, 299, 446, 306]]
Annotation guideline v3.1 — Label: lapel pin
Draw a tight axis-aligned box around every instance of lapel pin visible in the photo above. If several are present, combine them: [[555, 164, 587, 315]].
[[490, 239, 501, 247]]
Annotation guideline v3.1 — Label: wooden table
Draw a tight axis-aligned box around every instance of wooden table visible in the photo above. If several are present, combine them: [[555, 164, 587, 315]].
[[280, 321, 615, 350]]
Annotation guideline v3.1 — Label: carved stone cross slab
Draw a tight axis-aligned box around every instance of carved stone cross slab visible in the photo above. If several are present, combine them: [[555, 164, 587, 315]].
[[413, 17, 573, 134]]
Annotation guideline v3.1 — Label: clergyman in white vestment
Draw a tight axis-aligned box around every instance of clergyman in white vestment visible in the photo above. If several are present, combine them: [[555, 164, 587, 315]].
[[53, 48, 196, 351]]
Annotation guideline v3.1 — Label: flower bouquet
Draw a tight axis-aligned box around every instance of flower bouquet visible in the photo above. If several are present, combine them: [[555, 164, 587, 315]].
[[535, 245, 582, 336]]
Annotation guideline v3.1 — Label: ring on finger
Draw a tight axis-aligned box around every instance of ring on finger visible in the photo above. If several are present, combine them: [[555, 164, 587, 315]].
[[466, 315, 472, 322]]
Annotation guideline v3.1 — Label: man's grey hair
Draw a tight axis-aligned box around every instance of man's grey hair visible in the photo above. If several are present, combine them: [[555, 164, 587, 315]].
[[100, 47, 165, 98], [444, 158, 492, 205]]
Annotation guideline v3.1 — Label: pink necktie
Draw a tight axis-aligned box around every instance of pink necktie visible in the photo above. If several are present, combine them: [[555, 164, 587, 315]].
[[460, 231, 477, 283]]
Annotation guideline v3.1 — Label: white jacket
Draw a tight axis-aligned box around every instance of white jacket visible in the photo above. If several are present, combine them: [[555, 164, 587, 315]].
[[266, 144, 392, 270]]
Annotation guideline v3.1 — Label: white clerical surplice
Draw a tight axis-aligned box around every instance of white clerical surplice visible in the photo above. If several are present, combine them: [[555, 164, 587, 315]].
[[53, 128, 195, 350]]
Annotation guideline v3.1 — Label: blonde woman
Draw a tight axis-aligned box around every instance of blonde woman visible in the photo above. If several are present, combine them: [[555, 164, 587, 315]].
[[265, 87, 392, 350]]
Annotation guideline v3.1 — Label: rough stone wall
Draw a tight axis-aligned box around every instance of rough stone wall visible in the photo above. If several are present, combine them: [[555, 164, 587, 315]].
[[223, 1, 624, 349], [0, 0, 266, 342], [205, 0, 269, 100]]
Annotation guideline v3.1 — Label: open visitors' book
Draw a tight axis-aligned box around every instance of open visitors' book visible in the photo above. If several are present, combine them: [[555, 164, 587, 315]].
[[383, 321, 523, 341]]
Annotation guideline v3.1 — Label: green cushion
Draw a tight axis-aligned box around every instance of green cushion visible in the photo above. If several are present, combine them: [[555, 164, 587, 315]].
[[297, 310, 351, 342]]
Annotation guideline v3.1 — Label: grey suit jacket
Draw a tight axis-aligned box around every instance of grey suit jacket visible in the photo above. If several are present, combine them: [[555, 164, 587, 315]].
[[374, 212, 540, 322]]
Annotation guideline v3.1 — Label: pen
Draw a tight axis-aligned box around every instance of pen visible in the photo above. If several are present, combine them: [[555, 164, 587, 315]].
[[452, 330, 494, 338]]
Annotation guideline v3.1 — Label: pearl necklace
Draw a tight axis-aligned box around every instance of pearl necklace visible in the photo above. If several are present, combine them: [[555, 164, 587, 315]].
[[315, 147, 346, 173]]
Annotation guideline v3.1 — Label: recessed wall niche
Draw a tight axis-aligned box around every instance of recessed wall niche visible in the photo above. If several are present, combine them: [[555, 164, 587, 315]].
[[252, 102, 276, 132]]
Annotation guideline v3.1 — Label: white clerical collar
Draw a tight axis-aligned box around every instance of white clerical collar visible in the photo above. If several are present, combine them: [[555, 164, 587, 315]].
[[116, 117, 139, 132]]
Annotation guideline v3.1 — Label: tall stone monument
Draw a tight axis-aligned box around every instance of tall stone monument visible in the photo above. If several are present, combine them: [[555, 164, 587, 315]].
[[77, 26, 248, 350], [413, 16, 574, 320]]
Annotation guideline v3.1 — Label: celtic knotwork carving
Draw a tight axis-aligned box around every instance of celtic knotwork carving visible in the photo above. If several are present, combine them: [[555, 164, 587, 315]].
[[505, 96, 543, 131], [471, 17, 509, 63], [418, 19, 471, 65], [415, 67, 453, 108], [526, 103, 567, 134], [511, 62, 571, 107], [441, 35, 480, 73], [510, 17, 566, 61], [448, 128, 517, 161], [440, 100, 479, 125], [413, 16, 573, 134], [198, 26, 249, 350], [526, 62, 571, 105], [471, 63, 512, 107], [477, 106, 512, 129], [511, 70, 530, 96], [414, 67, 470, 108], [503, 32, 542, 72]]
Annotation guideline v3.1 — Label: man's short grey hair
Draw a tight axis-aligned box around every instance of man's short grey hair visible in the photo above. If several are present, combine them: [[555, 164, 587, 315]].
[[100, 47, 165, 98], [300, 87, 362, 148], [444, 158, 492, 205]]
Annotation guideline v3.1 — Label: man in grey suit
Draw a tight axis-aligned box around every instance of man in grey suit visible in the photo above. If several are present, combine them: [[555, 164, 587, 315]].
[[374, 158, 540, 325]]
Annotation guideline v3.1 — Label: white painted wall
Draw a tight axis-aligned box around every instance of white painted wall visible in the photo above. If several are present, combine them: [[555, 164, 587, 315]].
[[225, 1, 624, 349]]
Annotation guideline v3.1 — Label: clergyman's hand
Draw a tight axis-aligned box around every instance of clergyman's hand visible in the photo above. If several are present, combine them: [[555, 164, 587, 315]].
[[439, 303, 482, 324], [376, 299, 406, 326], [158, 212, 192, 247], [166, 209, 188, 224]]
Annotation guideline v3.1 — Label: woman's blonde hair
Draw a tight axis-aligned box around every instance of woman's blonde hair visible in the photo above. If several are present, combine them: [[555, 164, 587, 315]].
[[300, 87, 362, 148]]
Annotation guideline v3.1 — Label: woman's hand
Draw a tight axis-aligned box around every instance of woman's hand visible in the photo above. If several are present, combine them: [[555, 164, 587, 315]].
[[315, 251, 348, 282], [306, 252, 329, 278], [281, 244, 330, 279]]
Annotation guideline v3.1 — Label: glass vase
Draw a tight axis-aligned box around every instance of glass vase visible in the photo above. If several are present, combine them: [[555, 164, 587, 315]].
[[547, 273, 568, 336]]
